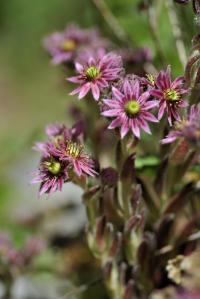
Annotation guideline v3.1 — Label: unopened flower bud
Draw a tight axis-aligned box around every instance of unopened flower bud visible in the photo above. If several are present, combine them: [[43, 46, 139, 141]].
[[101, 167, 119, 187]]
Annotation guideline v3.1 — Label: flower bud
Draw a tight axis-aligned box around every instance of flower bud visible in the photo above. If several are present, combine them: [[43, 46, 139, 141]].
[[193, 0, 200, 14], [101, 167, 119, 187]]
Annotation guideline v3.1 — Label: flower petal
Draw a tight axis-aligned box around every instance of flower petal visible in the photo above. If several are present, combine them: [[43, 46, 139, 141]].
[[78, 83, 91, 99], [102, 109, 122, 117], [91, 84, 100, 101], [112, 86, 124, 102]]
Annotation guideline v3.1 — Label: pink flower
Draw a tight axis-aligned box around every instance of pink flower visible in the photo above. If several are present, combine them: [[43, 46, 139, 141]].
[[31, 157, 69, 196], [32, 123, 97, 196], [161, 104, 200, 147], [101, 79, 158, 139], [68, 52, 123, 101], [150, 66, 188, 125], [43, 24, 103, 65], [51, 140, 97, 177]]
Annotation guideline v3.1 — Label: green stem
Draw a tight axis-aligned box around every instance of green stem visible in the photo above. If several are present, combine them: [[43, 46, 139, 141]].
[[165, 0, 187, 69], [147, 4, 167, 67]]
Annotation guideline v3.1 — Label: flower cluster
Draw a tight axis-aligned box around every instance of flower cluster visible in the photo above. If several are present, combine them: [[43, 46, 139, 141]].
[[32, 123, 97, 196], [35, 21, 200, 299]]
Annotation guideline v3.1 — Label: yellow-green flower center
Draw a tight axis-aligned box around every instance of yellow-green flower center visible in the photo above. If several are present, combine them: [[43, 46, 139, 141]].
[[125, 100, 140, 116], [146, 73, 155, 86], [46, 160, 61, 175], [66, 141, 83, 158], [85, 66, 100, 80], [165, 89, 180, 102], [174, 119, 188, 130], [60, 39, 76, 51]]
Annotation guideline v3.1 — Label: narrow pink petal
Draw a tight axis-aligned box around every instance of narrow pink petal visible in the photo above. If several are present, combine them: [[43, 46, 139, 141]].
[[131, 120, 140, 138], [108, 116, 122, 129], [139, 118, 151, 134], [150, 89, 163, 98], [170, 107, 181, 122], [91, 84, 100, 101], [88, 57, 96, 66], [97, 78, 109, 88], [31, 176, 44, 184], [138, 91, 150, 104], [142, 111, 158, 122], [142, 100, 158, 110], [112, 87, 124, 102], [120, 124, 129, 139], [102, 109, 121, 117], [167, 114, 173, 126], [75, 62, 84, 73], [161, 133, 178, 144], [67, 76, 82, 83], [163, 66, 171, 88], [58, 178, 63, 191], [103, 99, 121, 108], [133, 80, 140, 99], [123, 80, 132, 99], [70, 86, 82, 96], [78, 83, 91, 99], [171, 76, 184, 89], [49, 178, 57, 194], [158, 102, 166, 120], [74, 161, 82, 177], [39, 181, 51, 196]]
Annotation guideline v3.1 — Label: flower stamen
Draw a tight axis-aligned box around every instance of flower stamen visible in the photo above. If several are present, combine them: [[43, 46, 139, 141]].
[[146, 73, 155, 86], [85, 66, 100, 80], [66, 141, 83, 158], [165, 89, 180, 102]]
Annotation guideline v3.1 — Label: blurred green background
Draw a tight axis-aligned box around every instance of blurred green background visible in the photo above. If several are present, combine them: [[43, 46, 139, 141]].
[[0, 0, 194, 235]]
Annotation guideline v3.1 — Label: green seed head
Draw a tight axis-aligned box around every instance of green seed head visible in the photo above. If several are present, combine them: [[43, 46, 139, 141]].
[[85, 66, 100, 80], [125, 100, 140, 116], [165, 89, 180, 102], [47, 160, 61, 175]]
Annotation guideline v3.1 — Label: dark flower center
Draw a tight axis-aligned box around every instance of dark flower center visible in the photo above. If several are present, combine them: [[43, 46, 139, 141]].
[[66, 141, 83, 158], [60, 39, 76, 51], [165, 89, 180, 102], [46, 160, 61, 175], [85, 66, 100, 80], [125, 100, 140, 117]]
